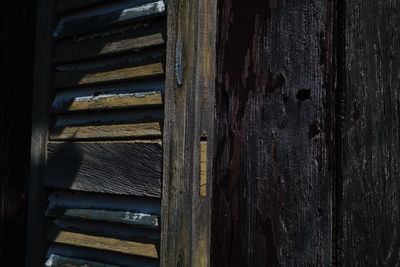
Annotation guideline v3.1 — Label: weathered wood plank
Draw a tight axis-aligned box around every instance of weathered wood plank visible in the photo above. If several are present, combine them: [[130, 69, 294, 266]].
[[52, 219, 160, 243], [58, 33, 165, 63], [47, 209, 159, 229], [50, 109, 163, 140], [53, 48, 165, 88], [160, 0, 216, 265], [189, 0, 217, 265], [161, 0, 193, 264], [53, 63, 164, 88], [49, 231, 158, 258], [54, 0, 166, 39], [52, 79, 164, 113], [212, 0, 334, 266], [54, 109, 163, 127], [53, 91, 163, 113], [50, 122, 162, 140], [48, 244, 159, 267], [338, 1, 400, 265], [45, 254, 118, 267], [43, 142, 162, 197], [47, 191, 160, 214], [47, 191, 161, 214], [54, 19, 166, 62], [56, 49, 164, 73]]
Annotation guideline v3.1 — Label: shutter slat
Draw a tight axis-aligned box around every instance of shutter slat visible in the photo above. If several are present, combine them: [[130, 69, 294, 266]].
[[46, 254, 118, 267], [51, 109, 163, 140], [52, 219, 160, 242], [48, 244, 159, 267], [55, 49, 164, 73], [44, 142, 162, 197], [50, 123, 162, 140], [48, 231, 158, 258], [54, 0, 166, 39], [54, 19, 166, 62], [52, 79, 164, 113], [47, 209, 159, 229], [52, 91, 163, 113], [53, 63, 164, 88], [54, 109, 163, 127], [47, 191, 161, 214]]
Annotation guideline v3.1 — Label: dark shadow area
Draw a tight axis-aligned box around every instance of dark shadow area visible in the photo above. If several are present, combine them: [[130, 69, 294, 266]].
[[0, 0, 37, 264], [296, 88, 311, 102]]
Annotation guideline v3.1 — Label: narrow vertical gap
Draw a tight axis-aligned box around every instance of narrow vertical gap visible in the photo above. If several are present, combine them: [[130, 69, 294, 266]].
[[333, 0, 346, 265]]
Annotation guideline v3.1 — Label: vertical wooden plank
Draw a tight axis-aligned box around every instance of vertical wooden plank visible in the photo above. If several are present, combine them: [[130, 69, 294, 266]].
[[160, 0, 193, 267], [338, 1, 400, 265], [160, 0, 216, 265], [25, 0, 53, 266], [212, 0, 334, 266], [191, 0, 216, 265], [160, 0, 193, 265]]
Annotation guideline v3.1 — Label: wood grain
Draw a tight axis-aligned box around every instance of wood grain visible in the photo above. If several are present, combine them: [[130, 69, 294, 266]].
[[54, 19, 166, 62], [48, 244, 159, 267], [160, 0, 216, 265], [212, 0, 334, 266], [25, 0, 166, 265], [45, 254, 118, 267], [50, 122, 162, 140], [51, 109, 163, 140], [56, 48, 164, 72], [43, 142, 162, 197], [47, 208, 159, 229], [49, 231, 158, 258], [161, 0, 193, 265], [190, 0, 216, 264], [53, 109, 164, 127], [59, 33, 164, 62], [53, 63, 164, 88], [47, 191, 161, 215], [338, 1, 400, 265], [52, 79, 164, 113], [54, 0, 166, 39], [52, 219, 160, 243], [52, 91, 163, 113]]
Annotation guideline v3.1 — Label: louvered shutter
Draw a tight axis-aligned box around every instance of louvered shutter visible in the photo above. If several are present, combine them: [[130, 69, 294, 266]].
[[27, 1, 166, 266]]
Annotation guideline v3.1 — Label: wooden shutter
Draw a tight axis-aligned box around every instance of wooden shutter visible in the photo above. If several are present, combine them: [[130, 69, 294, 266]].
[[27, 0, 166, 266]]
